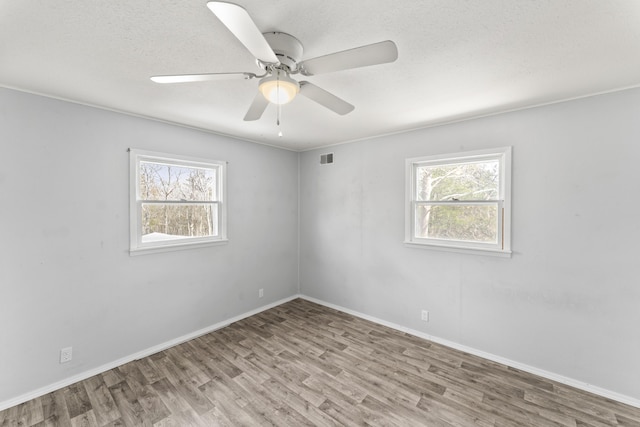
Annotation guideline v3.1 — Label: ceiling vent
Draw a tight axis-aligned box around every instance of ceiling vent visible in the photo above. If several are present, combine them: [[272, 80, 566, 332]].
[[320, 153, 334, 164]]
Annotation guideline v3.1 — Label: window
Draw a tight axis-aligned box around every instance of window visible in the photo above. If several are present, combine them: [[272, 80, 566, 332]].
[[130, 149, 227, 254], [405, 147, 511, 256]]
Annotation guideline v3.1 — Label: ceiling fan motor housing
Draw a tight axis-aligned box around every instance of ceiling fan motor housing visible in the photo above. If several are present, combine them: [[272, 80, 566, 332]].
[[259, 32, 304, 71]]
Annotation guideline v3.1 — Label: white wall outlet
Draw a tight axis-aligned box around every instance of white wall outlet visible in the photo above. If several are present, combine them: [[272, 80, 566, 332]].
[[258, 288, 264, 298], [60, 347, 73, 364], [421, 310, 429, 322]]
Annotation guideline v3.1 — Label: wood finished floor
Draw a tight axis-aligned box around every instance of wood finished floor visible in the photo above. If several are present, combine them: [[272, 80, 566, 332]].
[[2, 299, 640, 427]]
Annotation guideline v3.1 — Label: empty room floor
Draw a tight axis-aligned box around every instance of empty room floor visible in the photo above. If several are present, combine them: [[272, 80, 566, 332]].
[[1, 298, 639, 426]]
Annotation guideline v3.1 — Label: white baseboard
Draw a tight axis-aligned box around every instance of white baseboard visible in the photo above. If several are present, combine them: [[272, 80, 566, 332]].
[[0, 295, 299, 412], [299, 295, 640, 410], [4, 293, 638, 412]]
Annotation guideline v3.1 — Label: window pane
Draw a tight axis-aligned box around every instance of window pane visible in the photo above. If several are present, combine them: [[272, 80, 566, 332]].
[[139, 162, 217, 202], [416, 160, 499, 201], [415, 204, 498, 243], [141, 204, 218, 242]]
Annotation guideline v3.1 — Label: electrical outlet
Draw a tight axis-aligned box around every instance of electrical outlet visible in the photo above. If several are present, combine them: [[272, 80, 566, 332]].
[[421, 310, 429, 322], [259, 288, 264, 298], [60, 347, 73, 364]]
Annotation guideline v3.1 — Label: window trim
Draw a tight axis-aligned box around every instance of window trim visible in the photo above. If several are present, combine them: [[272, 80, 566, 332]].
[[129, 149, 228, 255], [404, 147, 512, 257]]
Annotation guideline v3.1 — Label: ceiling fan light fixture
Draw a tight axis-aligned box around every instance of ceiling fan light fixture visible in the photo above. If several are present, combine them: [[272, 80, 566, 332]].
[[259, 71, 299, 105]]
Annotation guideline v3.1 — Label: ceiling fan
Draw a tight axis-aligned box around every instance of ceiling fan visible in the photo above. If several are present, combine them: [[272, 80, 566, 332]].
[[150, 1, 398, 121]]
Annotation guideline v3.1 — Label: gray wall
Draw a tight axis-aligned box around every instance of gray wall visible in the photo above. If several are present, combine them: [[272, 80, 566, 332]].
[[0, 88, 299, 403], [299, 88, 640, 400]]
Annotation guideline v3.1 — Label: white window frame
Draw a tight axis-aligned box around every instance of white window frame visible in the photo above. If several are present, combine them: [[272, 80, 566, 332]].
[[129, 149, 228, 255], [404, 146, 512, 257]]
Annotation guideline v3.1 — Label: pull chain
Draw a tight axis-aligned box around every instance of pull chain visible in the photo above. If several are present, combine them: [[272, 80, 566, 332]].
[[276, 73, 283, 137], [277, 103, 282, 137]]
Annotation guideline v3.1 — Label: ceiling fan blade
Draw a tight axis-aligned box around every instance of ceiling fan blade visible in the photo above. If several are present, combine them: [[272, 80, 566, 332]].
[[244, 92, 269, 121], [299, 82, 354, 115], [207, 1, 279, 65], [299, 40, 398, 76], [150, 72, 256, 83]]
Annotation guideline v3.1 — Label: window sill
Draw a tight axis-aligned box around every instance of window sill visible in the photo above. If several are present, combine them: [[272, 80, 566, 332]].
[[403, 241, 512, 258], [130, 239, 229, 256]]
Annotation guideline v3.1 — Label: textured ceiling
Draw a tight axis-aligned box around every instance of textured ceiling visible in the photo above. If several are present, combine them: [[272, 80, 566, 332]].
[[2, 1, 640, 150]]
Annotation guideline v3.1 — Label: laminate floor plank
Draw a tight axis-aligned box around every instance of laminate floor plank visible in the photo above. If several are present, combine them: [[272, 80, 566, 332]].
[[198, 378, 258, 426], [198, 406, 236, 427], [163, 346, 211, 388], [100, 419, 125, 427], [45, 389, 72, 427], [476, 392, 568, 427], [308, 368, 369, 404], [0, 405, 17, 427], [134, 359, 163, 385], [101, 370, 126, 389], [119, 367, 170, 426], [152, 357, 213, 416], [82, 375, 120, 426], [184, 339, 243, 383], [555, 386, 640, 424], [208, 330, 253, 359], [148, 378, 191, 416], [339, 343, 449, 398], [358, 394, 433, 427], [266, 357, 328, 408], [317, 398, 367, 427], [9, 398, 41, 427], [232, 372, 314, 427], [107, 382, 148, 427], [63, 384, 92, 420], [416, 392, 496, 427], [523, 388, 624, 426], [259, 377, 340, 427], [244, 346, 332, 409], [2, 298, 640, 426], [69, 409, 98, 427], [425, 361, 565, 426]]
